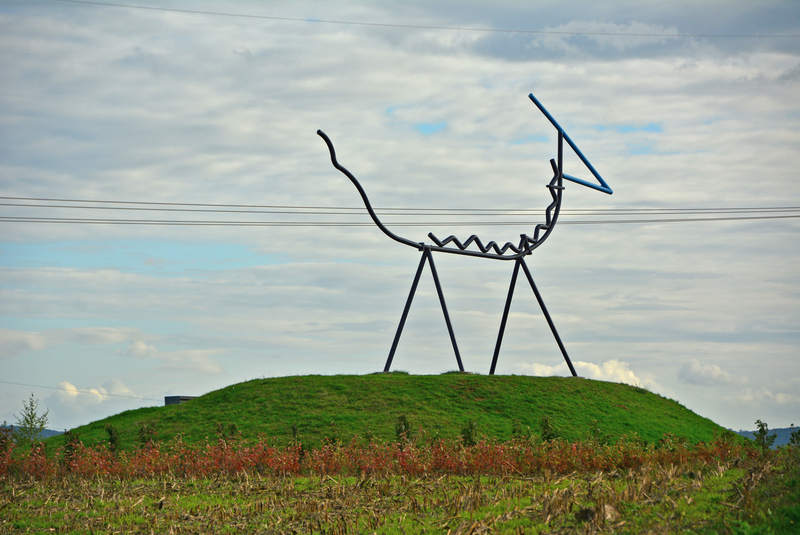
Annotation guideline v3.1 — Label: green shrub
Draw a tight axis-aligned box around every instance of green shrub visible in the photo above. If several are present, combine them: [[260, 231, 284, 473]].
[[395, 415, 411, 443], [105, 424, 120, 453], [461, 420, 478, 447], [138, 424, 157, 448], [539, 415, 559, 442]]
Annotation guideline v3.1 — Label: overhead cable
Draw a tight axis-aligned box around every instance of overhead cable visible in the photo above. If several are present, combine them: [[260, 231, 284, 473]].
[[2, 196, 798, 216], [2, 214, 799, 226], [3, 196, 799, 226], [50, 0, 800, 39]]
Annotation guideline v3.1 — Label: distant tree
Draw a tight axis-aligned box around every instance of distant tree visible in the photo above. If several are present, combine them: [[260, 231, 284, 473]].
[[789, 423, 800, 448], [13, 393, 49, 445], [754, 419, 776, 452]]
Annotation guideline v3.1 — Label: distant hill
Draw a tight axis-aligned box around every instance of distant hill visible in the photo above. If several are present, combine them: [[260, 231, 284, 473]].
[[45, 374, 735, 452], [2, 425, 63, 440], [735, 427, 798, 448]]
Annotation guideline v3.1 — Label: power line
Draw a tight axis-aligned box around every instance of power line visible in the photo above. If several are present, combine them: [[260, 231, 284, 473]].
[[50, 0, 800, 39], [0, 380, 161, 402], [0, 202, 373, 217], [2, 195, 799, 226], [2, 214, 799, 226], [2, 196, 798, 216], [1, 196, 363, 211]]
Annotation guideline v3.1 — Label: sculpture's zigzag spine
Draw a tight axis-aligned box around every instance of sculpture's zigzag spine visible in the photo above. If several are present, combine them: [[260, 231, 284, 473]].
[[427, 233, 523, 256]]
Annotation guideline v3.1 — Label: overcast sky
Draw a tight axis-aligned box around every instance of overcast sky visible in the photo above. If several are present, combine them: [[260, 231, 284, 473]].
[[1, 0, 798, 434]]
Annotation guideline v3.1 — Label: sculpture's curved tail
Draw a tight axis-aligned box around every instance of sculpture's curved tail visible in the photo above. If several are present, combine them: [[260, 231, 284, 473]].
[[317, 130, 422, 250]]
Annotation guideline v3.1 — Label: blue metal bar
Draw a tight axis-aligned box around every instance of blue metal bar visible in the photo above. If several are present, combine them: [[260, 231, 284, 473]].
[[562, 173, 612, 194], [528, 94, 613, 195]]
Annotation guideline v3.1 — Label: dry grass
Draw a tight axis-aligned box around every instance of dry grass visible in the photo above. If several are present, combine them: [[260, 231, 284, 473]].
[[1, 458, 773, 534]]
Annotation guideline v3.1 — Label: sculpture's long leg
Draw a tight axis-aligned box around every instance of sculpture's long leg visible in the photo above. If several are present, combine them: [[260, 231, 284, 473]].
[[519, 258, 578, 377], [385, 249, 464, 372], [385, 252, 428, 372], [426, 251, 464, 372], [489, 258, 522, 375]]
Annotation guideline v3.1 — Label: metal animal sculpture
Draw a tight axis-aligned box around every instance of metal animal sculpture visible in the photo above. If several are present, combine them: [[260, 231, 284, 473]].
[[317, 93, 612, 375]]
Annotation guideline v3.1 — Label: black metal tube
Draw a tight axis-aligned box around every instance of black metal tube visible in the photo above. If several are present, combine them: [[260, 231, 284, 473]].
[[384, 251, 429, 372], [426, 250, 464, 372], [519, 258, 578, 377], [317, 130, 422, 250], [321, 94, 607, 376], [489, 257, 522, 375]]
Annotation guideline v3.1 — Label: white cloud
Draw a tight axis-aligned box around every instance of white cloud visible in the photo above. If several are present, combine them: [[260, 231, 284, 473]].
[[65, 327, 144, 346], [57, 381, 80, 399], [117, 341, 222, 374], [54, 379, 138, 404], [515, 359, 652, 389], [56, 381, 108, 405], [677, 359, 745, 386], [118, 340, 159, 359], [0, 329, 50, 359], [105, 378, 135, 397], [739, 388, 800, 406], [577, 359, 647, 386], [43, 379, 152, 430], [0, 327, 147, 359], [156, 350, 224, 374]]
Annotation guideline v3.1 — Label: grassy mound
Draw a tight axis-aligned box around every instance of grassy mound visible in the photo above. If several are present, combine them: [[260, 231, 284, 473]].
[[49, 373, 729, 451]]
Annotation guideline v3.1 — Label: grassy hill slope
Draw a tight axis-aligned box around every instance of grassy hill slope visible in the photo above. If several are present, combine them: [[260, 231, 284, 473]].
[[50, 373, 730, 451]]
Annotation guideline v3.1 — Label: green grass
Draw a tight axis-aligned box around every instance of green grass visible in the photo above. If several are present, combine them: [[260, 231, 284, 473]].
[[46, 373, 730, 452], [5, 455, 797, 534]]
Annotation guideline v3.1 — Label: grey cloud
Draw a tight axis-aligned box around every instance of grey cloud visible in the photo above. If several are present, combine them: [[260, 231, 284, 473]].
[[777, 62, 800, 83], [408, 1, 800, 61]]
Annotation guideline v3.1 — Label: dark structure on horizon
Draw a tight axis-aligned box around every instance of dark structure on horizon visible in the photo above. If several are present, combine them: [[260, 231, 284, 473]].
[[165, 396, 197, 406], [318, 93, 612, 375]]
